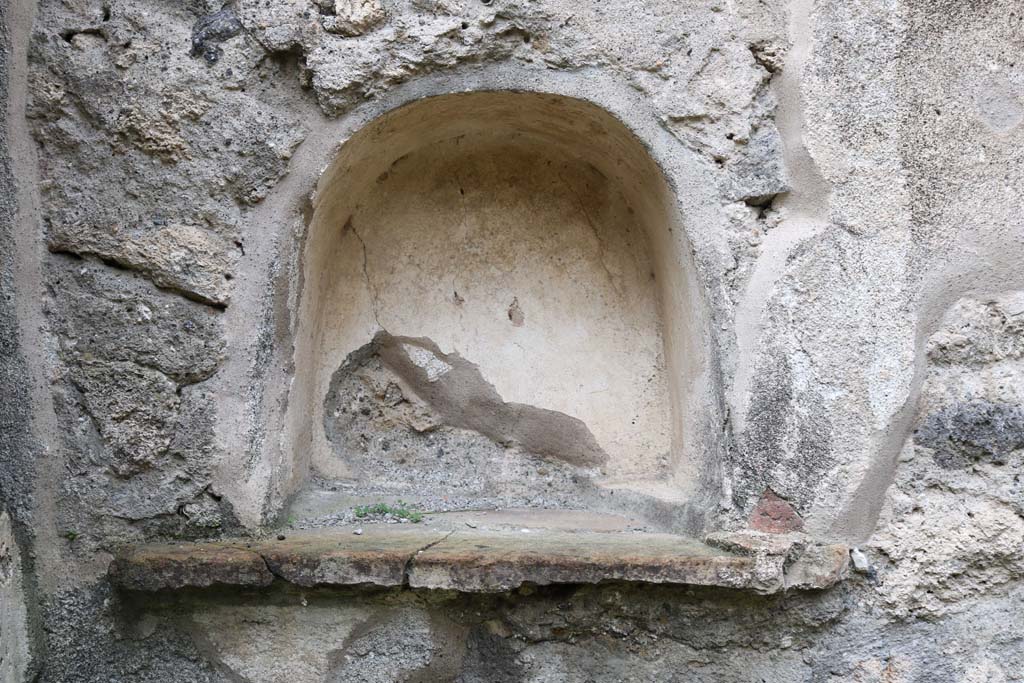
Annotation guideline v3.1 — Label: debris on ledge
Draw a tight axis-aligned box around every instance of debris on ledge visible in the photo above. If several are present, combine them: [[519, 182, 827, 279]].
[[109, 527, 849, 595]]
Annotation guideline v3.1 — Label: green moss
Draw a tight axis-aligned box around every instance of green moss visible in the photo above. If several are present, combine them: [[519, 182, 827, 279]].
[[353, 501, 424, 523]]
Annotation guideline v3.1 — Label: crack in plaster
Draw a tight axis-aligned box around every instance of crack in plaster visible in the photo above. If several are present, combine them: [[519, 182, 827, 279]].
[[557, 171, 623, 297], [346, 218, 386, 332]]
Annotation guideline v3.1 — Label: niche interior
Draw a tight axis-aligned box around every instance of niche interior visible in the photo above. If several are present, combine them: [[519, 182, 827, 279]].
[[284, 91, 712, 529]]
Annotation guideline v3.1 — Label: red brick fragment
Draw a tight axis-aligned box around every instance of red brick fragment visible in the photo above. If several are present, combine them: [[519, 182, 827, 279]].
[[749, 489, 804, 534]]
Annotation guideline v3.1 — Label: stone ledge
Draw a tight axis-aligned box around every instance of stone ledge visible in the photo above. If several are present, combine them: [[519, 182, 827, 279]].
[[108, 544, 274, 591], [108, 526, 849, 595]]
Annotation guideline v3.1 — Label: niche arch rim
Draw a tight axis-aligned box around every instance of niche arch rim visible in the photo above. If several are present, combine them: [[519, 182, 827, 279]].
[[218, 71, 728, 533], [285, 90, 712, 525]]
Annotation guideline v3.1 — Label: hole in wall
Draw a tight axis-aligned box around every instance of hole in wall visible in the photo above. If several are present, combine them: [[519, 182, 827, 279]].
[[284, 91, 712, 531]]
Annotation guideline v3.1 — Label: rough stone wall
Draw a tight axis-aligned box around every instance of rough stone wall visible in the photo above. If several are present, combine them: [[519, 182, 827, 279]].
[[871, 293, 1024, 621], [2, 0, 1024, 680]]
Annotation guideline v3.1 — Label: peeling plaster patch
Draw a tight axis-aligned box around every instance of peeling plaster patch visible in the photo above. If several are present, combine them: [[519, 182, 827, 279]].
[[402, 343, 452, 382], [507, 297, 524, 327], [380, 333, 609, 469], [321, 335, 593, 511], [973, 73, 1024, 133]]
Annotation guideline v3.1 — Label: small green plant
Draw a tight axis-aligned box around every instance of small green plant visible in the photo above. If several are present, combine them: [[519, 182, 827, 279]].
[[63, 530, 78, 542], [353, 501, 424, 523]]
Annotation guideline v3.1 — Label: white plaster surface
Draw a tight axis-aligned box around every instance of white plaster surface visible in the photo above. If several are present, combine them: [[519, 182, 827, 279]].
[[288, 91, 710, 494]]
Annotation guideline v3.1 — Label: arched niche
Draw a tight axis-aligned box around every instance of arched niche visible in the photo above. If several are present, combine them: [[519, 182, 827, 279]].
[[285, 91, 715, 527]]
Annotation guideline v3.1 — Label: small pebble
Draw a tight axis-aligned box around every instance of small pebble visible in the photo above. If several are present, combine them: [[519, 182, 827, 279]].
[[354, 528, 363, 535], [277, 534, 286, 541]]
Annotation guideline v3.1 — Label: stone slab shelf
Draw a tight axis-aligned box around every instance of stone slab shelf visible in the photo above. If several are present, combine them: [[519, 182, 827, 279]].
[[109, 526, 850, 595]]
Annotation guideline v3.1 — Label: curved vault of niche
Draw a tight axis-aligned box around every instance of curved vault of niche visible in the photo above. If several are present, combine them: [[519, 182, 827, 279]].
[[285, 92, 708, 525]]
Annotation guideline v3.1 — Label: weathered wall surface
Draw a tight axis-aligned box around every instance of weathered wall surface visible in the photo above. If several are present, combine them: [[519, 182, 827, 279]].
[[1, 0, 41, 677], [302, 113, 673, 484], [3, 0, 1024, 680]]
